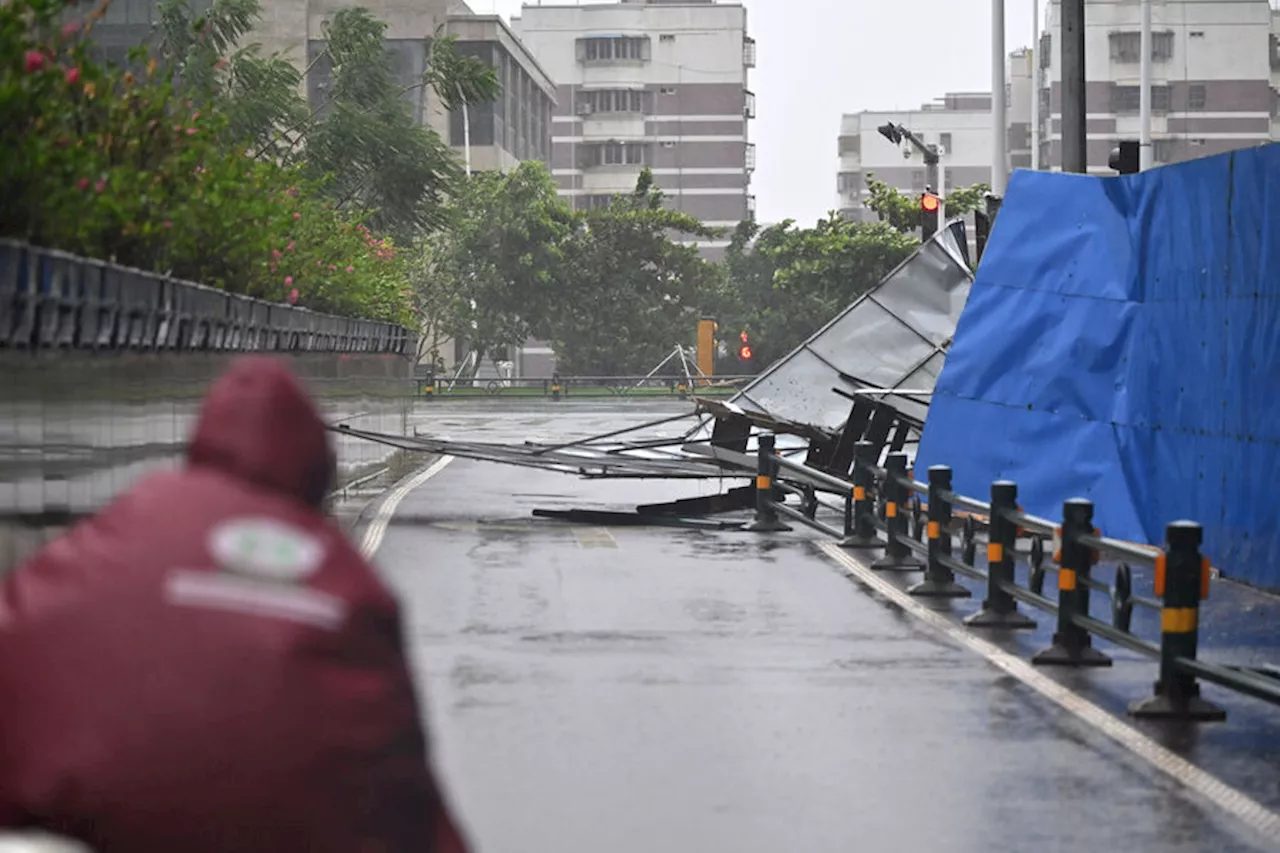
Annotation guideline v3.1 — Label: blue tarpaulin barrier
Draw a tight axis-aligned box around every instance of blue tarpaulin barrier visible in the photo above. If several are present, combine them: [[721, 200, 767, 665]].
[[917, 143, 1280, 589]]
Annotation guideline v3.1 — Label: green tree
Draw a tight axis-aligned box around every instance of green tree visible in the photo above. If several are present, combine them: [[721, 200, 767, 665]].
[[418, 161, 575, 367], [547, 169, 722, 375], [712, 215, 920, 367], [863, 173, 920, 233], [863, 173, 991, 234]]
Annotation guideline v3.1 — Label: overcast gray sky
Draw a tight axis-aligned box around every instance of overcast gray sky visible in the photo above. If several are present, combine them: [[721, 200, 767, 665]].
[[473, 0, 1037, 226]]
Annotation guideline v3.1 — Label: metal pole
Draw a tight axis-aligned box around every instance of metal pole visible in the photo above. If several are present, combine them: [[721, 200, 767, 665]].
[[458, 83, 472, 177], [1139, 0, 1154, 171], [1060, 0, 1087, 173], [991, 0, 1008, 194], [1031, 0, 1040, 170]]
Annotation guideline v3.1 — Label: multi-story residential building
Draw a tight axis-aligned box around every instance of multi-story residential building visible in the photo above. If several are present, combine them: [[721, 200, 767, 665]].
[[512, 0, 756, 260], [1038, 0, 1277, 172], [836, 92, 995, 224]]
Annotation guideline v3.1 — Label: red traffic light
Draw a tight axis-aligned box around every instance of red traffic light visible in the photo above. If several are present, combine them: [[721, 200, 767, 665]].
[[739, 345, 753, 360], [740, 330, 749, 343], [921, 192, 940, 212]]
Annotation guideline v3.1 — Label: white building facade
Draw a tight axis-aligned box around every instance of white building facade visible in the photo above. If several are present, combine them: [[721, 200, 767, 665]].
[[513, 0, 756, 260], [1038, 0, 1277, 172]]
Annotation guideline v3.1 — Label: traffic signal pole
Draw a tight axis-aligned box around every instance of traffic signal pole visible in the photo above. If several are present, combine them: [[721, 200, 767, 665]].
[[991, 0, 1007, 195]]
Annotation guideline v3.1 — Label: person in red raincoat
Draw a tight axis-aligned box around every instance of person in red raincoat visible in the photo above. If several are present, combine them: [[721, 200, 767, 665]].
[[0, 356, 469, 853]]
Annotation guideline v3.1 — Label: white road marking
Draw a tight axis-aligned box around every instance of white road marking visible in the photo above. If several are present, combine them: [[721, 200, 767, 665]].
[[359, 456, 455, 559], [572, 527, 619, 549], [817, 541, 1280, 844]]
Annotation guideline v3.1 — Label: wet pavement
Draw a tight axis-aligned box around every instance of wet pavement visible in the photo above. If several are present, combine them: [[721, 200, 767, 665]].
[[364, 401, 1280, 853]]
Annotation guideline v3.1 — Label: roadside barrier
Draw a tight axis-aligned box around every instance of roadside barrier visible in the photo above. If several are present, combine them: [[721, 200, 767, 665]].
[[0, 239, 416, 354], [746, 432, 1280, 722]]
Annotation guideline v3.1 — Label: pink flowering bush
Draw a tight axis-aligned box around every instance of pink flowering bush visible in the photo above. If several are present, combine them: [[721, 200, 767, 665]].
[[0, 0, 411, 324]]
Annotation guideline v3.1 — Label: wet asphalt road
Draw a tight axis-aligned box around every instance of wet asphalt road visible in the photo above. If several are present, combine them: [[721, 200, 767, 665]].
[[371, 401, 1280, 853]]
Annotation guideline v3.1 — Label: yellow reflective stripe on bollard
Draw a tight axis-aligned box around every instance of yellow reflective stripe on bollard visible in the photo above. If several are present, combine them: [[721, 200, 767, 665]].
[[927, 521, 940, 540], [756, 475, 771, 490], [1059, 568, 1077, 591], [854, 486, 866, 501], [1161, 607, 1198, 634], [987, 542, 1003, 563]]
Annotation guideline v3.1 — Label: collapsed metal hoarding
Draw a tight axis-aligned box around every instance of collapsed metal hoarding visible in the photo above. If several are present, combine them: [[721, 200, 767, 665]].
[[334, 222, 975, 478], [725, 221, 973, 431]]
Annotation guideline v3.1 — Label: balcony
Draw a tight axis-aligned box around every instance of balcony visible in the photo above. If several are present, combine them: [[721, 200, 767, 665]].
[[745, 142, 756, 172], [743, 37, 756, 69], [744, 90, 756, 119]]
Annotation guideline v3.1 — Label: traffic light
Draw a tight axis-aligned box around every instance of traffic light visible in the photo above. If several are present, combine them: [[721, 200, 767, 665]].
[[920, 188, 940, 241], [1109, 140, 1140, 175], [738, 330, 753, 362]]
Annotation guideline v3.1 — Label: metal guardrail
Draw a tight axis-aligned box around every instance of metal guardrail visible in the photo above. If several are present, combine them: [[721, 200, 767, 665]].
[[0, 239, 417, 354], [419, 374, 755, 400], [743, 433, 1280, 722]]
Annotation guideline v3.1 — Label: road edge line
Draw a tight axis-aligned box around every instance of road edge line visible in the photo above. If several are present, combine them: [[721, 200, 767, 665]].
[[816, 540, 1280, 845], [359, 455, 455, 559]]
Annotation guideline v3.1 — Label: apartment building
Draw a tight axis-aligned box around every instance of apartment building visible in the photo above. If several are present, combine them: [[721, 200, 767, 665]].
[[513, 0, 756, 260], [1038, 0, 1277, 172], [836, 92, 995, 223]]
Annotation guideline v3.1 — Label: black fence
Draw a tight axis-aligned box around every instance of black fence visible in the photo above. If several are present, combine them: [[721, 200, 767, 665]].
[[0, 239, 417, 355], [743, 434, 1280, 722]]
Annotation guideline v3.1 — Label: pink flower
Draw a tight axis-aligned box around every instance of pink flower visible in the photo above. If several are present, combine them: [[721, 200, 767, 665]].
[[284, 276, 294, 286], [271, 249, 282, 260], [292, 212, 300, 220], [93, 178, 105, 193], [286, 240, 295, 251], [61, 21, 81, 38], [191, 110, 200, 120], [315, 260, 322, 267], [162, 221, 173, 229], [64, 67, 80, 85], [287, 288, 299, 305], [286, 187, 298, 197], [185, 127, 198, 136], [329, 265, 337, 271], [24, 51, 44, 73], [345, 265, 354, 273], [77, 177, 90, 191]]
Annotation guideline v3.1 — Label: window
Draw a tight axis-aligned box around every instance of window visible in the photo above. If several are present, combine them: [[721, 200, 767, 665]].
[[1271, 34, 1280, 71], [837, 171, 862, 193], [943, 167, 954, 188], [659, 34, 675, 43], [1109, 30, 1174, 63], [577, 36, 651, 63], [1111, 85, 1170, 114], [1039, 33, 1051, 69], [745, 142, 756, 171], [939, 132, 952, 153], [910, 170, 925, 192], [581, 194, 616, 210], [1188, 84, 1206, 111], [659, 86, 677, 96], [580, 141, 647, 168], [838, 134, 860, 156], [743, 37, 756, 68], [744, 90, 756, 119], [576, 89, 650, 115], [1153, 139, 1176, 163]]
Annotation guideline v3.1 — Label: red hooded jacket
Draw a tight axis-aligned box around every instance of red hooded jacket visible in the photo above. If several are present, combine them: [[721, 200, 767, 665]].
[[0, 356, 468, 853]]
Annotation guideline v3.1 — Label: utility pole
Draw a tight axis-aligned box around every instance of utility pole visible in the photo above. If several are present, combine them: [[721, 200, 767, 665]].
[[1031, 0, 1040, 170], [1139, 0, 1154, 170], [991, 0, 1008, 195], [1060, 0, 1087, 174]]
